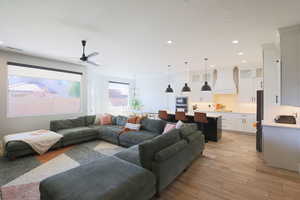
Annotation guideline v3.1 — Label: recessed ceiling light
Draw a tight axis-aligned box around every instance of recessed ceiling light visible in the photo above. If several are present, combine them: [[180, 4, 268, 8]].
[[232, 40, 239, 44], [237, 52, 244, 56], [167, 40, 173, 44], [242, 60, 247, 63], [210, 65, 215, 68]]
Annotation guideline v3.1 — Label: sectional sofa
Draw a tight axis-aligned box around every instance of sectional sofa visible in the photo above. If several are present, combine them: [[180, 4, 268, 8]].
[[4, 115, 205, 200], [40, 122, 205, 200], [4, 115, 165, 159]]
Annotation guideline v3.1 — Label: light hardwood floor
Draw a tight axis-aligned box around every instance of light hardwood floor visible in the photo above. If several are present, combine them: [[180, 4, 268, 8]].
[[159, 131, 300, 200]]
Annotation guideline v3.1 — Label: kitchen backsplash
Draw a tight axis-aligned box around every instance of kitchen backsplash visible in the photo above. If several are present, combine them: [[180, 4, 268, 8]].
[[191, 94, 256, 113]]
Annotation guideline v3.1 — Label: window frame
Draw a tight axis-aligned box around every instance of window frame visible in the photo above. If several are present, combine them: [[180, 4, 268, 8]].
[[108, 80, 130, 109], [6, 62, 83, 118]]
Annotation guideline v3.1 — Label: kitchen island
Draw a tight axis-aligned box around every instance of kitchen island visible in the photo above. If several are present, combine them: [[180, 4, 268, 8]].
[[167, 112, 222, 142], [263, 121, 300, 172]]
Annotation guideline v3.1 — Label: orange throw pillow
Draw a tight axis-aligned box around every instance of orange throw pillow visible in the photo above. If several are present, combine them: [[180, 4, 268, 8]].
[[100, 115, 112, 125]]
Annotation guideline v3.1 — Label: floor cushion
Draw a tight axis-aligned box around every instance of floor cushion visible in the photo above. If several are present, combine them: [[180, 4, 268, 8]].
[[40, 156, 156, 200]]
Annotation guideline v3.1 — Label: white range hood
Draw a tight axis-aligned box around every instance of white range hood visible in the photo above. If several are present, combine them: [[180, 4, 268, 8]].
[[214, 67, 237, 94]]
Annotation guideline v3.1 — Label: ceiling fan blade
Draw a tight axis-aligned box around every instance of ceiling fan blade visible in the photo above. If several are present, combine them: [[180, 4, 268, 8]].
[[86, 60, 99, 66], [87, 52, 99, 58]]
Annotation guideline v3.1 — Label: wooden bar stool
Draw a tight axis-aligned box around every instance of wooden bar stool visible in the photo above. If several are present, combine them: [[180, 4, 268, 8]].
[[194, 112, 209, 142], [175, 111, 188, 122], [158, 110, 168, 121]]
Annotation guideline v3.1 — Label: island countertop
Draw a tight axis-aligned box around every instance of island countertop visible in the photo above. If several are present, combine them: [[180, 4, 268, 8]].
[[262, 121, 300, 129], [167, 111, 222, 119]]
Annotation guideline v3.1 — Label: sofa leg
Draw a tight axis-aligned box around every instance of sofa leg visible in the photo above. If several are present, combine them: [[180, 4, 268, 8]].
[[155, 192, 160, 198]]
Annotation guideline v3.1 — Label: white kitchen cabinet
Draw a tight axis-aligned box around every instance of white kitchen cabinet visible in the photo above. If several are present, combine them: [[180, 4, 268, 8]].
[[279, 25, 300, 106], [221, 113, 256, 133], [239, 68, 263, 103], [189, 70, 213, 102], [263, 43, 281, 108]]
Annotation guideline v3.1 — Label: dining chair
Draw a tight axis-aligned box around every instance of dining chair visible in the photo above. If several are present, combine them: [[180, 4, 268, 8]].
[[175, 111, 188, 122], [158, 110, 168, 121]]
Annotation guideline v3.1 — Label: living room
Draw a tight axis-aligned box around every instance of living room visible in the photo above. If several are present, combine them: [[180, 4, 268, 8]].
[[1, 1, 300, 200]]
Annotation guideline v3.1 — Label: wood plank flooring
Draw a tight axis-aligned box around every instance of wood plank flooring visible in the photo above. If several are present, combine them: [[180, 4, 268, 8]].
[[159, 131, 300, 200]]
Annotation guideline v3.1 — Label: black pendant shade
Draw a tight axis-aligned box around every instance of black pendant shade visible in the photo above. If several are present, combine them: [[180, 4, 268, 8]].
[[166, 84, 174, 93], [201, 81, 212, 91], [182, 83, 191, 92]]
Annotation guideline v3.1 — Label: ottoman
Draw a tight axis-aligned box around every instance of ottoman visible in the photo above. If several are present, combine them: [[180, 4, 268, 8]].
[[40, 156, 156, 200]]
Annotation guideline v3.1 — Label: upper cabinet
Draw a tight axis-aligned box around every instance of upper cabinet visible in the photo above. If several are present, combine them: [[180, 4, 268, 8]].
[[238, 67, 263, 103], [279, 25, 300, 106]]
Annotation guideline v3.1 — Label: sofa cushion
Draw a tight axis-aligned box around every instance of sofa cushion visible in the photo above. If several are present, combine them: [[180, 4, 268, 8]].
[[58, 127, 97, 141], [179, 123, 198, 140], [50, 117, 86, 132], [154, 140, 188, 162], [115, 115, 128, 126], [114, 145, 141, 166], [97, 125, 123, 144], [40, 156, 156, 200], [119, 131, 159, 147], [187, 131, 205, 143], [141, 118, 166, 134], [85, 115, 96, 126], [139, 128, 181, 170]]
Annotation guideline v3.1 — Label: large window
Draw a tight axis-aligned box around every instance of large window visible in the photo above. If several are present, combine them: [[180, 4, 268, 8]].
[[7, 62, 82, 117], [108, 81, 129, 114]]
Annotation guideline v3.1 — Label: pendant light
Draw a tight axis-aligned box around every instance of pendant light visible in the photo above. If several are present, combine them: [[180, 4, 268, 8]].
[[182, 61, 191, 92], [165, 65, 174, 93], [201, 58, 212, 91]]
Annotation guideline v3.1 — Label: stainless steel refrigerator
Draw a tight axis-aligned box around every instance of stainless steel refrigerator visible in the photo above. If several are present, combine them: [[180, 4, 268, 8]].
[[256, 90, 263, 152]]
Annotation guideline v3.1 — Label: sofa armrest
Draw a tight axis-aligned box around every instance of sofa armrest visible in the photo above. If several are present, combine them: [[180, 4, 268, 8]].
[[186, 131, 204, 143], [154, 140, 188, 162]]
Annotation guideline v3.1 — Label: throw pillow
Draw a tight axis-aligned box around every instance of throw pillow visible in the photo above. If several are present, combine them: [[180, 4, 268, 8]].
[[116, 115, 128, 126], [125, 122, 141, 131], [176, 120, 184, 129], [94, 114, 103, 125], [127, 116, 138, 124], [163, 123, 176, 134], [100, 115, 112, 125]]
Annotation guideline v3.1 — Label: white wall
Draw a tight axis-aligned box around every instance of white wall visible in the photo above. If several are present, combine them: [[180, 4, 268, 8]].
[[0, 50, 87, 137], [135, 72, 189, 113], [86, 66, 134, 115]]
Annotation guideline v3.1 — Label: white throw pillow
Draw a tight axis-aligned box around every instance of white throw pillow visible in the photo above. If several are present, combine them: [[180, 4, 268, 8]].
[[176, 120, 184, 129], [125, 123, 141, 131], [94, 114, 103, 125]]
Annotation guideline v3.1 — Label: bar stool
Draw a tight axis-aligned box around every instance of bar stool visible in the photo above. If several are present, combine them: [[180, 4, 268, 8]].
[[175, 111, 188, 122], [194, 112, 208, 130], [158, 110, 168, 121]]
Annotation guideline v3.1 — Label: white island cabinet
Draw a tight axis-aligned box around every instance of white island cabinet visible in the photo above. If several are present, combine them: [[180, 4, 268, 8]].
[[263, 122, 300, 172]]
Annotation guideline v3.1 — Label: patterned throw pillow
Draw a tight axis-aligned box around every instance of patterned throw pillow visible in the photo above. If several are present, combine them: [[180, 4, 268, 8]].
[[100, 115, 112, 125], [163, 123, 176, 134], [127, 116, 138, 124], [125, 123, 141, 131]]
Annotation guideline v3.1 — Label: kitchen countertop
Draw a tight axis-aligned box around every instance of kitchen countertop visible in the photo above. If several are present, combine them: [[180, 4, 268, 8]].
[[262, 121, 300, 129], [167, 111, 221, 118], [194, 110, 256, 115]]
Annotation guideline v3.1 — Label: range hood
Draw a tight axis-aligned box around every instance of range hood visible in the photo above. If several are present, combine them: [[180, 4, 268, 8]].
[[214, 67, 237, 94]]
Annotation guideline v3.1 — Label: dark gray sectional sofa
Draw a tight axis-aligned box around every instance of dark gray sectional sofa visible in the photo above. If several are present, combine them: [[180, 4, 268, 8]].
[[4, 115, 205, 200], [4, 115, 163, 159], [40, 123, 205, 200]]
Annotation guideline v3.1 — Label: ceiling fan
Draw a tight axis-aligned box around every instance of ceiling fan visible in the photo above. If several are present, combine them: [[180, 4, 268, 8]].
[[79, 40, 99, 66]]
